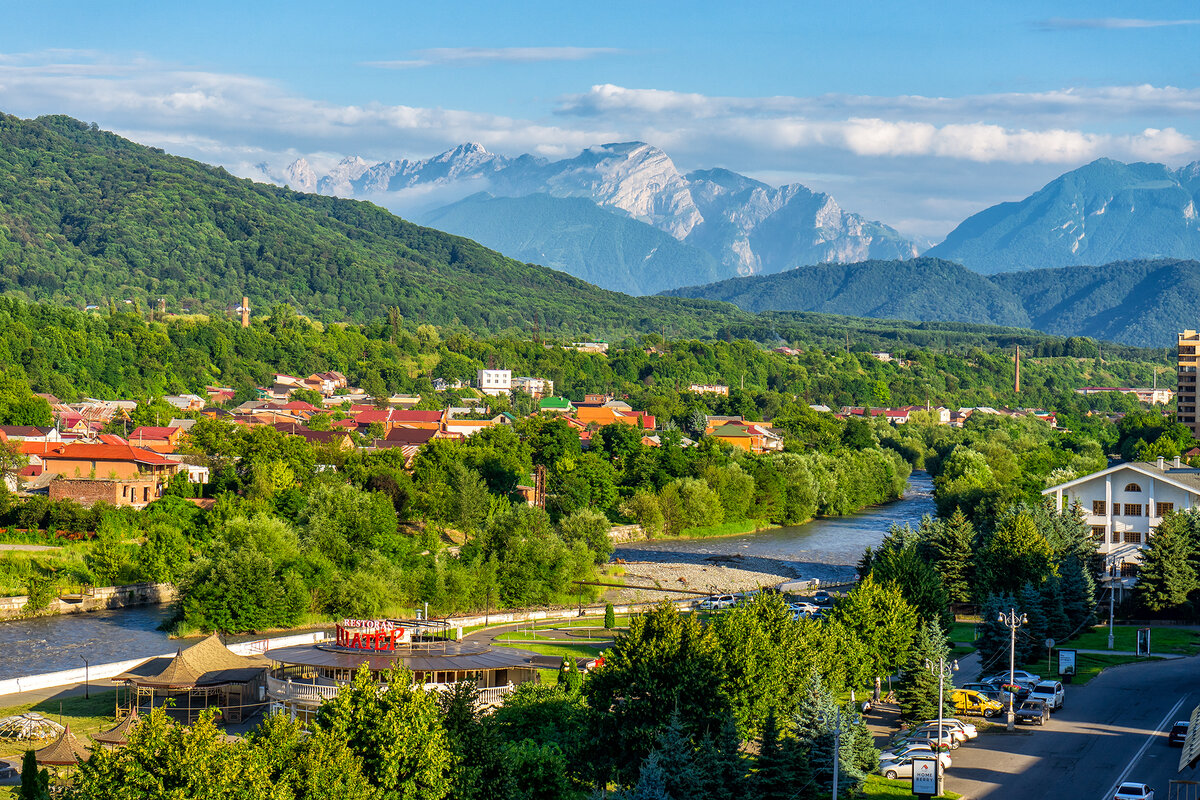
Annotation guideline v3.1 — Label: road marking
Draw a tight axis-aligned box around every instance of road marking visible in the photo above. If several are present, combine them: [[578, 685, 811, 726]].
[[1101, 694, 1190, 800]]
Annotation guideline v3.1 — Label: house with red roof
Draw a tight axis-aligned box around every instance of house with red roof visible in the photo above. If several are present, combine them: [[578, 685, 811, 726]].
[[128, 426, 185, 453]]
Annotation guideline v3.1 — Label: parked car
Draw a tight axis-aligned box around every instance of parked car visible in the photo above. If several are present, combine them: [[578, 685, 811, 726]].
[[923, 718, 978, 740], [951, 689, 1004, 718], [1169, 721, 1190, 746], [907, 723, 964, 747], [879, 741, 949, 763], [813, 590, 834, 606], [697, 594, 736, 610], [789, 602, 820, 615], [1029, 680, 1065, 711], [1014, 699, 1050, 726], [1114, 782, 1154, 800], [878, 751, 951, 780], [982, 677, 1031, 702], [887, 730, 954, 753]]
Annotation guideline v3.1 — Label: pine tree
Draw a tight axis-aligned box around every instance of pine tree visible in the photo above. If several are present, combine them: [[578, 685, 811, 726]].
[[605, 601, 616, 630], [1040, 576, 1070, 642], [1018, 583, 1047, 665], [1137, 516, 1198, 612], [792, 670, 865, 799], [630, 752, 673, 800], [692, 713, 747, 800], [18, 750, 49, 800], [653, 710, 701, 799], [1060, 555, 1096, 632], [750, 711, 793, 800], [975, 593, 1017, 676], [926, 509, 975, 603], [897, 621, 954, 724]]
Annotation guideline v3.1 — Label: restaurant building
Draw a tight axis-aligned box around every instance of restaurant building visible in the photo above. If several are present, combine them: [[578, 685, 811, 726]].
[[265, 618, 544, 721]]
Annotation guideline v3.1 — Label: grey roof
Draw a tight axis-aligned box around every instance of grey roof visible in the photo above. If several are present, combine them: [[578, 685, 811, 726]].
[[265, 641, 543, 672], [1044, 460, 1200, 495]]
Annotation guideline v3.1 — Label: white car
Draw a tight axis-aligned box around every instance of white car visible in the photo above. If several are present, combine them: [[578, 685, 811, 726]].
[[698, 594, 736, 610], [789, 602, 820, 615], [1029, 680, 1064, 711], [910, 723, 967, 745], [1114, 782, 1154, 800], [923, 718, 977, 740], [878, 752, 951, 780], [880, 742, 951, 764]]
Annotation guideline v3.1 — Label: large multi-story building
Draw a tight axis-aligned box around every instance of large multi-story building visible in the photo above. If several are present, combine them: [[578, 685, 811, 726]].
[[1180, 330, 1199, 435]]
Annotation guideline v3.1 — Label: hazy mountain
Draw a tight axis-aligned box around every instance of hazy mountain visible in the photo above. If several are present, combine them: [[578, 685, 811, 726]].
[[281, 142, 918, 293], [668, 256, 1200, 346], [927, 158, 1200, 274], [422, 193, 723, 295]]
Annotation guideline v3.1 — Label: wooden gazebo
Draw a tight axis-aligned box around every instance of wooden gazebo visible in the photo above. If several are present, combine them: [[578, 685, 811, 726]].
[[92, 707, 140, 749], [33, 725, 90, 766], [112, 634, 268, 724]]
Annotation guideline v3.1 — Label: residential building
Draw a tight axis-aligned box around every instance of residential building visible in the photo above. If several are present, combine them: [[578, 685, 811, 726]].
[[477, 369, 513, 397], [688, 384, 730, 396], [1043, 457, 1200, 586], [39, 442, 181, 482], [163, 394, 205, 412], [512, 376, 554, 399], [566, 342, 608, 354], [1075, 387, 1175, 405], [128, 426, 185, 453], [1181, 330, 1199, 436], [539, 397, 573, 414], [0, 426, 61, 443], [49, 477, 161, 509]]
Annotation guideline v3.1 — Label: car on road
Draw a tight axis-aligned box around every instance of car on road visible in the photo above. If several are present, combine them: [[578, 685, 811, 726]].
[[877, 751, 951, 780], [879, 741, 950, 763], [789, 602, 820, 615], [813, 590, 834, 606], [697, 594, 736, 610], [1113, 782, 1154, 800], [1169, 721, 1190, 746], [923, 718, 978, 740], [1029, 680, 1064, 711], [951, 689, 1004, 718], [1014, 699, 1050, 726]]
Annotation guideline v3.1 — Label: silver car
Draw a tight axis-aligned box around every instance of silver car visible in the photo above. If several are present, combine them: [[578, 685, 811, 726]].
[[878, 752, 951, 780]]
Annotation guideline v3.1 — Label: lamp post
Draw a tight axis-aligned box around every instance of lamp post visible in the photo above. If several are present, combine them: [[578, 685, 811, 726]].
[[818, 707, 853, 800], [926, 655, 958, 787], [998, 608, 1027, 731], [80, 656, 89, 699]]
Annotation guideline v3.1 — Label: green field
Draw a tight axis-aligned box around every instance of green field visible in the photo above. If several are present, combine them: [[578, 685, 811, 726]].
[[860, 774, 960, 798], [1019, 651, 1159, 685], [0, 688, 120, 770], [1069, 625, 1200, 655]]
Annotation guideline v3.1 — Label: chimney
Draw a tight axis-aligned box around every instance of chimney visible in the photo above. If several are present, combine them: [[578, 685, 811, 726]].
[[241, 296, 250, 328], [1157, 456, 1165, 470], [1174, 456, 1182, 469]]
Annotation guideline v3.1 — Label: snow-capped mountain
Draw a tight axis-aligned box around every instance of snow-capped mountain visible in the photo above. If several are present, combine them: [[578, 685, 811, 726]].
[[274, 141, 919, 293]]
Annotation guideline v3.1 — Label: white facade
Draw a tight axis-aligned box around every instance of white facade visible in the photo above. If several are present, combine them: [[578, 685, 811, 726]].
[[512, 376, 554, 399], [476, 369, 512, 397], [1043, 459, 1200, 582]]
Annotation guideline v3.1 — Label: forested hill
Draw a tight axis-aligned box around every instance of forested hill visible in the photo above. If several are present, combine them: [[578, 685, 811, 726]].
[[0, 112, 749, 338], [665, 256, 1200, 347]]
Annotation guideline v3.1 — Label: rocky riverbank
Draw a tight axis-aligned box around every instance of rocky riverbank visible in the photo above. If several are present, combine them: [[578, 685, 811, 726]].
[[608, 552, 805, 604]]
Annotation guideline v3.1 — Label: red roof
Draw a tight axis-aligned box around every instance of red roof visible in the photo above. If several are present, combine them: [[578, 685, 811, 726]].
[[43, 442, 176, 466], [129, 427, 179, 440], [281, 401, 319, 412], [97, 434, 128, 445], [353, 409, 443, 424]]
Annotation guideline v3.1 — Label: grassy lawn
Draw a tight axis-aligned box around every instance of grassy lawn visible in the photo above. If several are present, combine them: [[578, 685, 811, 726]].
[[1069, 625, 1200, 655], [671, 519, 773, 540], [859, 774, 960, 798], [947, 621, 979, 644], [494, 631, 614, 643], [1018, 651, 1159, 685], [493, 641, 604, 660], [0, 689, 120, 765]]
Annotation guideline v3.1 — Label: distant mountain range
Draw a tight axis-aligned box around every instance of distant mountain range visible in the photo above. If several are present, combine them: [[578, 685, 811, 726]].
[[273, 142, 919, 294], [664, 256, 1200, 347], [928, 158, 1200, 273]]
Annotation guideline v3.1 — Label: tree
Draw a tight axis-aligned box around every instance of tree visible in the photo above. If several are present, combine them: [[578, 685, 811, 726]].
[[690, 713, 746, 800], [897, 621, 955, 724], [604, 601, 616, 630], [629, 751, 672, 800], [829, 576, 919, 682], [975, 593, 1018, 672], [925, 509, 975, 604], [315, 666, 452, 800], [1137, 514, 1198, 612], [975, 511, 1054, 596], [750, 711, 793, 800], [1018, 582, 1048, 664], [18, 749, 49, 800]]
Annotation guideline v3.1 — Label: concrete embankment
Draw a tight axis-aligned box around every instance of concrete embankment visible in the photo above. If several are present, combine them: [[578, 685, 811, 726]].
[[0, 582, 177, 621]]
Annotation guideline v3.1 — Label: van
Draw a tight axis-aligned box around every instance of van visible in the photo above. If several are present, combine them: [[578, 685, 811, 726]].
[[951, 689, 1004, 718]]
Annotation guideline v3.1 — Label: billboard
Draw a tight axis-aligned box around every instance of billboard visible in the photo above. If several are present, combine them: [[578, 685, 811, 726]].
[[911, 756, 938, 795], [1058, 649, 1077, 676]]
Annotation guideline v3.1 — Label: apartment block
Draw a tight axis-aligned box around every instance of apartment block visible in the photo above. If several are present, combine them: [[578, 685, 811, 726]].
[[1180, 330, 1199, 436]]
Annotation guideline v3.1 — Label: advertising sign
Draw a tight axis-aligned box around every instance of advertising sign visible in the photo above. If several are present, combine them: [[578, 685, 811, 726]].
[[335, 620, 406, 652], [911, 756, 938, 796], [1136, 628, 1151, 657], [1058, 649, 1077, 676]]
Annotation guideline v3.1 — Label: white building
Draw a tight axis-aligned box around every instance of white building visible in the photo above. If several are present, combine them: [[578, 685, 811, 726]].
[[512, 376, 554, 399], [688, 384, 730, 396], [1043, 457, 1200, 586], [476, 369, 513, 397]]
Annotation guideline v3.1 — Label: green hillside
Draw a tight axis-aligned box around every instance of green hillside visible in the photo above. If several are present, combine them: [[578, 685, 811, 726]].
[[668, 256, 1200, 347], [0, 113, 744, 338], [420, 192, 723, 295]]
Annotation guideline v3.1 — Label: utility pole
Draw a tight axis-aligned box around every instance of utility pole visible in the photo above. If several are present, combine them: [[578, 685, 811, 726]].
[[1108, 582, 1116, 650], [998, 608, 1027, 731]]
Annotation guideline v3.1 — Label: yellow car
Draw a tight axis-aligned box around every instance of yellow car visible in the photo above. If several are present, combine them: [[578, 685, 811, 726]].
[[951, 689, 1003, 718]]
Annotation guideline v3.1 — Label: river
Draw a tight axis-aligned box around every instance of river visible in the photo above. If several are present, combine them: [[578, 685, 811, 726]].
[[614, 470, 936, 585]]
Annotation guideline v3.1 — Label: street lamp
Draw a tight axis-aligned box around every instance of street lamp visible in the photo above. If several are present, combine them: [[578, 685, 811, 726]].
[[925, 655, 958, 779], [997, 609, 1027, 731], [80, 656, 89, 700], [817, 707, 855, 800]]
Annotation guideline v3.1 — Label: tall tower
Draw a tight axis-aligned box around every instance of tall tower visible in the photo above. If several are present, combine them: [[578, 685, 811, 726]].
[[241, 296, 250, 328], [1014, 345, 1020, 394], [1179, 331, 1199, 438]]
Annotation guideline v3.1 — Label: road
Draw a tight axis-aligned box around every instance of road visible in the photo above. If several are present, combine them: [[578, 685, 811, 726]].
[[945, 654, 1200, 799]]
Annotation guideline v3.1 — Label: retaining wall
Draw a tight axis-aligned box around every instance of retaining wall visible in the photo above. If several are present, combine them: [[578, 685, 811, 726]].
[[0, 582, 177, 621]]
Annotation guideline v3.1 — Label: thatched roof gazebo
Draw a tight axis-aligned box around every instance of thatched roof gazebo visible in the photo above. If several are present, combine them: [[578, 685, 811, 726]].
[[33, 725, 90, 766], [112, 634, 269, 724], [92, 707, 140, 749]]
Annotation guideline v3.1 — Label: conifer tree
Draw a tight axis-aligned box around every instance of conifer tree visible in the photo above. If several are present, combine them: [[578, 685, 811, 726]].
[[750, 711, 793, 800], [691, 713, 747, 800], [604, 601, 616, 630], [926, 508, 975, 603], [975, 593, 1018, 675], [630, 752, 672, 800], [1018, 582, 1048, 664], [653, 710, 701, 799], [1137, 516, 1198, 612], [1059, 555, 1096, 632], [18, 750, 49, 800], [897, 621, 955, 724], [1040, 576, 1070, 642]]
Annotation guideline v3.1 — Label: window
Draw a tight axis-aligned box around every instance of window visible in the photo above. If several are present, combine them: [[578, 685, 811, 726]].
[[1120, 562, 1140, 578], [1112, 528, 1121, 544], [1124, 483, 1142, 492], [1124, 504, 1142, 517], [1091, 526, 1106, 541], [1123, 530, 1142, 544], [1092, 500, 1107, 515], [1157, 502, 1175, 517]]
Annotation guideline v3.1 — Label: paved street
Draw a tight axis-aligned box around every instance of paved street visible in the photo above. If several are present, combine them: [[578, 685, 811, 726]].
[[944, 655, 1200, 799]]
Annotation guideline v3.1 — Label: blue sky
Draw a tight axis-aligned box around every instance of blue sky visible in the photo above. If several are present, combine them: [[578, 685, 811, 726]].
[[3, 1, 1199, 238]]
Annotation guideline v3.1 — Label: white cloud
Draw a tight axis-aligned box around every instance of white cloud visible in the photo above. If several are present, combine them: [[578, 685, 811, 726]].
[[1034, 17, 1200, 31], [364, 47, 623, 69]]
